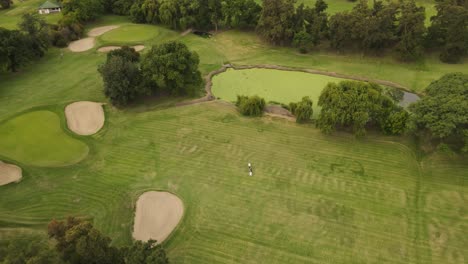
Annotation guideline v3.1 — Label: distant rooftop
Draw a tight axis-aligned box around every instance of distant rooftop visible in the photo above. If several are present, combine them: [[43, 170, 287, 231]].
[[39, 1, 61, 9]]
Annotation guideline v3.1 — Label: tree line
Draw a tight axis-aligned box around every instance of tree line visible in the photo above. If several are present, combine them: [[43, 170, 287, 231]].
[[0, 217, 169, 264], [123, 0, 466, 63]]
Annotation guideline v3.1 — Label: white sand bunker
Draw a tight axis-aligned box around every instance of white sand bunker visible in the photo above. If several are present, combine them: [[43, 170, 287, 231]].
[[65, 101, 105, 135], [133, 191, 184, 243], [0, 161, 22, 186], [68, 37, 95, 52], [98, 45, 145, 53], [87, 25, 120, 37]]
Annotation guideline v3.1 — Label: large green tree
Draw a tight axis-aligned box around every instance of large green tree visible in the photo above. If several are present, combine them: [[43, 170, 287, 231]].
[[221, 0, 261, 29], [141, 41, 202, 96], [0, 28, 33, 72], [99, 54, 146, 106], [410, 73, 468, 151], [427, 0, 468, 63], [236, 95, 266, 116], [289, 96, 313, 123], [395, 0, 426, 61], [62, 0, 104, 22], [48, 217, 123, 264], [256, 0, 296, 45], [18, 13, 50, 58], [317, 81, 407, 136], [0, 235, 63, 264]]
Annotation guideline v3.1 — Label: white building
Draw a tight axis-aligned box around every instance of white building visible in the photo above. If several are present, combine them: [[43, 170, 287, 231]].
[[38, 1, 61, 15]]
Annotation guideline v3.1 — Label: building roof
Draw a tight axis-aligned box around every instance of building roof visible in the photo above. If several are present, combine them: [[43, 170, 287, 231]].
[[39, 1, 61, 9]]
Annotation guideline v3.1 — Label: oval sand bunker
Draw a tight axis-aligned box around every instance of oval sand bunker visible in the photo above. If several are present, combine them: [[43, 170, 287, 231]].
[[0, 161, 22, 186], [87, 25, 120, 37], [68, 37, 95, 52], [133, 191, 184, 243], [65, 101, 105, 135], [98, 45, 145, 53]]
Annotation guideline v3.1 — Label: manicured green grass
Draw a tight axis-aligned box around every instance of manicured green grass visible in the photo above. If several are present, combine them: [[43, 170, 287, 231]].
[[212, 68, 346, 116], [99, 24, 161, 44], [0, 110, 88, 167], [0, 15, 467, 264]]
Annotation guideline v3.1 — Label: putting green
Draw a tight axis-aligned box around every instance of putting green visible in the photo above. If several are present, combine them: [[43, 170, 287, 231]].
[[212, 68, 347, 116], [100, 24, 159, 43], [0, 111, 89, 167]]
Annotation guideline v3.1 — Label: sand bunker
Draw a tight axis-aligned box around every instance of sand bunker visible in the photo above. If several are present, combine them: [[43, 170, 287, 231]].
[[68, 37, 95, 52], [98, 45, 145, 53], [133, 191, 184, 243], [65, 101, 105, 135], [0, 161, 22, 186], [87, 25, 120, 37]]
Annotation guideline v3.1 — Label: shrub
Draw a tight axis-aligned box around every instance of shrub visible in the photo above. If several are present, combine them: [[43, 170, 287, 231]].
[[290, 96, 313, 123], [236, 95, 266, 116], [107, 46, 140, 62]]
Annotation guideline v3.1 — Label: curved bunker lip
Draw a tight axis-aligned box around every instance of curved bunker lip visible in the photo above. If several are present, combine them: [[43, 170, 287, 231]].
[[133, 191, 184, 243], [0, 161, 22, 186]]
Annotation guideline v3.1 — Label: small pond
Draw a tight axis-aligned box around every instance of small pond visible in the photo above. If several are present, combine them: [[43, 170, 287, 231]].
[[399, 91, 421, 108]]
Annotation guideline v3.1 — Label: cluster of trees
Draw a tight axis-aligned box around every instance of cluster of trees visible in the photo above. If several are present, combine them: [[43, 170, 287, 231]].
[[0, 217, 169, 264], [236, 95, 266, 116], [129, 0, 261, 30], [99, 41, 202, 106], [316, 81, 408, 136], [0, 0, 12, 9], [410, 73, 468, 152], [0, 14, 49, 72]]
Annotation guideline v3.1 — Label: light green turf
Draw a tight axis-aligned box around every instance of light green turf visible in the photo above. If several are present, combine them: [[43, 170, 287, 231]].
[[99, 24, 161, 44], [0, 111, 89, 167], [212, 68, 346, 116]]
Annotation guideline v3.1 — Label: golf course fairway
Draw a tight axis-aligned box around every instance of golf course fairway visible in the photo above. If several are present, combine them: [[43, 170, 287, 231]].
[[212, 68, 346, 115], [0, 111, 89, 167]]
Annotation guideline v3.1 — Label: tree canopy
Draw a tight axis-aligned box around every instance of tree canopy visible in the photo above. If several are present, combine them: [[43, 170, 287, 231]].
[[236, 95, 266, 116], [289, 96, 314, 123], [410, 73, 468, 151], [141, 41, 202, 96], [317, 81, 408, 136]]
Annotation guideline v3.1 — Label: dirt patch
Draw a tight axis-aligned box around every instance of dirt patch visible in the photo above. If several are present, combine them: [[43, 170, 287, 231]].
[[97, 45, 145, 53], [65, 101, 105, 135], [0, 161, 22, 186], [180, 28, 193, 36], [68, 38, 95, 52], [133, 191, 184, 243], [88, 25, 120, 37], [265, 105, 295, 121]]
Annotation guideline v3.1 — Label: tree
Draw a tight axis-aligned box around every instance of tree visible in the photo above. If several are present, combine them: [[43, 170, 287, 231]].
[[0, 235, 64, 264], [289, 96, 313, 123], [236, 95, 266, 116], [62, 0, 104, 22], [256, 0, 296, 45], [123, 240, 169, 264], [18, 13, 50, 58], [140, 41, 202, 96], [48, 217, 123, 264], [0, 0, 12, 9], [221, 0, 261, 29], [410, 73, 468, 151], [107, 46, 140, 62], [99, 55, 145, 106], [293, 30, 313, 53], [317, 81, 406, 136], [395, 0, 426, 61], [0, 28, 33, 72], [427, 0, 468, 63]]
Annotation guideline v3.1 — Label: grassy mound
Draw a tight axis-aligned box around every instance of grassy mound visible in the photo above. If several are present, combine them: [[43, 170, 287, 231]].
[[212, 68, 346, 116], [100, 24, 160, 43], [0, 111, 88, 167]]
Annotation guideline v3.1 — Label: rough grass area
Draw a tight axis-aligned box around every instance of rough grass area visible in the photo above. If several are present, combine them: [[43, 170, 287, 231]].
[[0, 102, 466, 264], [212, 68, 346, 116], [0, 110, 88, 167]]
